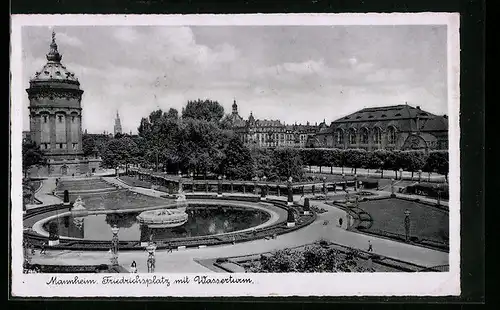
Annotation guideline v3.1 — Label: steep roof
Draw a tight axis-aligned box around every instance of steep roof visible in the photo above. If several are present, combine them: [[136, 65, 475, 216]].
[[332, 104, 438, 124]]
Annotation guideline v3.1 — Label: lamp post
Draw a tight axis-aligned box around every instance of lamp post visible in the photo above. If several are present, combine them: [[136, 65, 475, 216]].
[[322, 176, 327, 201], [261, 176, 267, 200], [436, 185, 442, 206], [404, 209, 411, 242], [190, 172, 195, 193], [217, 175, 222, 197], [23, 237, 32, 272], [390, 178, 396, 197], [110, 225, 120, 266], [399, 168, 403, 180], [253, 176, 258, 195], [354, 174, 358, 191], [287, 176, 293, 206], [146, 239, 157, 273], [341, 173, 346, 191], [380, 161, 384, 179], [418, 169, 422, 183]]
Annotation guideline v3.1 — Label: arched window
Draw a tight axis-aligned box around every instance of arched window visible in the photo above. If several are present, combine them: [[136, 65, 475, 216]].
[[360, 128, 369, 144], [373, 127, 382, 144], [387, 126, 397, 144], [348, 128, 357, 145], [43, 115, 48, 123], [58, 115, 63, 123], [335, 129, 344, 144]]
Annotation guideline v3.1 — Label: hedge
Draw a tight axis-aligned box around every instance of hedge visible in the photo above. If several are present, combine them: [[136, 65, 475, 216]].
[[299, 148, 448, 176]]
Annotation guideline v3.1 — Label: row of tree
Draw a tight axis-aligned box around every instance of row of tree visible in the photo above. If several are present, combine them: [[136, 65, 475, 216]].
[[95, 99, 449, 182], [97, 99, 305, 181], [299, 148, 449, 180]]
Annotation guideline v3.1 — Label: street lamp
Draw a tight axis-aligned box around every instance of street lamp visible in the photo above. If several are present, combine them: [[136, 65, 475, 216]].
[[418, 169, 422, 183], [217, 175, 223, 197], [404, 209, 411, 242], [146, 240, 157, 273], [261, 175, 267, 200], [354, 174, 358, 191], [380, 161, 385, 178], [23, 237, 32, 273], [390, 178, 396, 197], [399, 168, 403, 180], [436, 185, 442, 206], [110, 225, 120, 266], [322, 176, 327, 201], [287, 176, 293, 206], [341, 173, 346, 191], [253, 176, 258, 195]]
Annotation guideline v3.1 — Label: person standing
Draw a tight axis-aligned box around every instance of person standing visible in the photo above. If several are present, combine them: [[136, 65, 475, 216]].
[[130, 261, 137, 273], [367, 240, 373, 252]]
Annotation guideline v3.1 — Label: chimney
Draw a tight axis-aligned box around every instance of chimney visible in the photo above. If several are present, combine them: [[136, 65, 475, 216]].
[[416, 106, 421, 110]]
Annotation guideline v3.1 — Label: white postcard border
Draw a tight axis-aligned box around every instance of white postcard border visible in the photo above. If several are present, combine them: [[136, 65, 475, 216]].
[[10, 13, 461, 297]]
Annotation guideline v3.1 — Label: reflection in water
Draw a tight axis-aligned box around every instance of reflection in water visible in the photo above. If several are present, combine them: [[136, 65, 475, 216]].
[[44, 205, 271, 241]]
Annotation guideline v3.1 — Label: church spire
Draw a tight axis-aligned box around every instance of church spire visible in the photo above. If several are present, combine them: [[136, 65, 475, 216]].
[[114, 110, 122, 136], [46, 30, 62, 63], [232, 98, 238, 114]]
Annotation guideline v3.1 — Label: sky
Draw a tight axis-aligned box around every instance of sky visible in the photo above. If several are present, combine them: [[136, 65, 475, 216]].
[[21, 25, 448, 134]]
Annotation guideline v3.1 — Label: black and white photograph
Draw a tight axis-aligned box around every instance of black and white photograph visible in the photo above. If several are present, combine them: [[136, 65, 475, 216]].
[[10, 14, 460, 297]]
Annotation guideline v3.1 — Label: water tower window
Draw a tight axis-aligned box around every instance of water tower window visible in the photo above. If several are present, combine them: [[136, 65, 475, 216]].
[[72, 116, 75, 123], [58, 115, 63, 123], [43, 115, 48, 123]]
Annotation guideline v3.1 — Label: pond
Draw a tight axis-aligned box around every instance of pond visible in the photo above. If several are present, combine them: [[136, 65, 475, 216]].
[[43, 204, 271, 241]]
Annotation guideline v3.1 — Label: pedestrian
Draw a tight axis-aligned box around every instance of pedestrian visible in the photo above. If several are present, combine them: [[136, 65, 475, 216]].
[[367, 240, 373, 252], [232, 236, 236, 245], [167, 242, 173, 253], [130, 261, 137, 273], [40, 242, 46, 255]]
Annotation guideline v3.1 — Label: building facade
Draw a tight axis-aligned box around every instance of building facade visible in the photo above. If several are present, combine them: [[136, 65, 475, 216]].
[[228, 100, 323, 148], [310, 104, 448, 151], [26, 31, 100, 176], [114, 111, 122, 136]]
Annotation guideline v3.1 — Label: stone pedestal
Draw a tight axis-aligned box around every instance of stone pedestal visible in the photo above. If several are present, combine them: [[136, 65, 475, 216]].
[[48, 239, 60, 246], [287, 222, 296, 228]]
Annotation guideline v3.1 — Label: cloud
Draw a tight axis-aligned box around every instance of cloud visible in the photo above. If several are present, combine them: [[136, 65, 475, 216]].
[[21, 25, 448, 134], [55, 32, 83, 47]]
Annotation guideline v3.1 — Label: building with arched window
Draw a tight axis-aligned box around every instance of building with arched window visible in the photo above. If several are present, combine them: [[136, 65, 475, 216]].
[[311, 104, 448, 151], [26, 31, 101, 176], [227, 100, 323, 148]]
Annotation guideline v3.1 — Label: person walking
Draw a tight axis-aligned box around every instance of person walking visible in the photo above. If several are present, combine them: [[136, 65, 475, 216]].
[[40, 242, 46, 255], [130, 261, 137, 273], [367, 240, 373, 252]]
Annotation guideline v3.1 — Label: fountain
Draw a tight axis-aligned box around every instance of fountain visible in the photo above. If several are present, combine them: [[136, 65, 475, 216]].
[[136, 185, 188, 228], [71, 196, 88, 217]]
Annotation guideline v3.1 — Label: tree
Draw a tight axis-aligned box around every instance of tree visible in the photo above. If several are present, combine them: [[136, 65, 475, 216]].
[[220, 135, 254, 180], [272, 148, 304, 181], [101, 137, 140, 174], [176, 118, 228, 177], [251, 148, 276, 180], [138, 109, 181, 172], [344, 149, 367, 174], [22, 141, 46, 179], [182, 99, 225, 124], [400, 151, 428, 180], [82, 134, 96, 157], [424, 151, 449, 182]]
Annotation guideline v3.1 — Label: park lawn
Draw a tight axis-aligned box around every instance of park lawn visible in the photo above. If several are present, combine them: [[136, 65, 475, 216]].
[[69, 190, 171, 211], [359, 198, 449, 244], [57, 178, 115, 192]]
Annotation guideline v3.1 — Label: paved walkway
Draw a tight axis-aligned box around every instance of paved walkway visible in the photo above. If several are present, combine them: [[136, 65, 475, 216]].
[[307, 166, 447, 183], [27, 177, 448, 272], [26, 178, 62, 210]]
